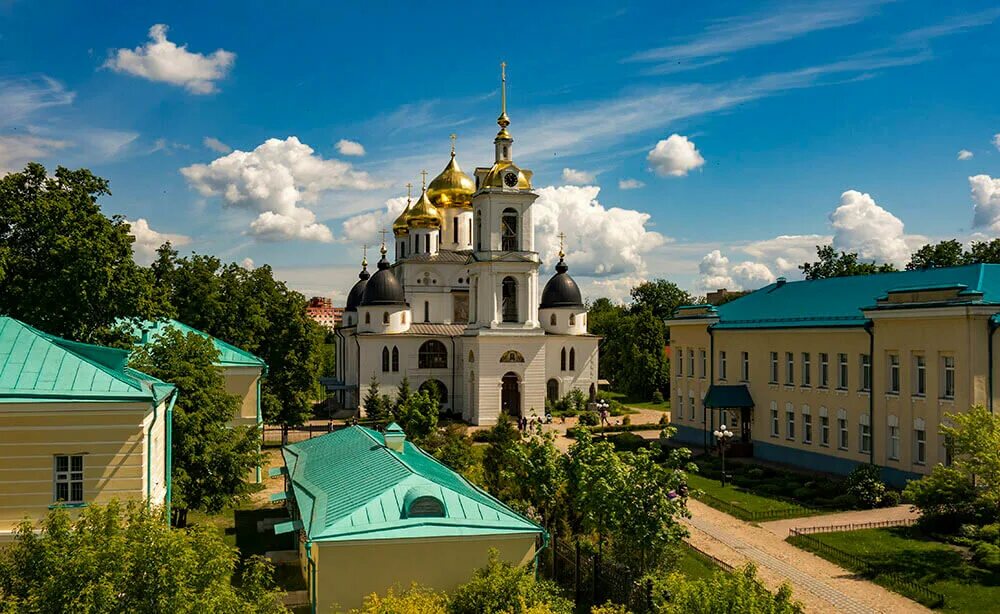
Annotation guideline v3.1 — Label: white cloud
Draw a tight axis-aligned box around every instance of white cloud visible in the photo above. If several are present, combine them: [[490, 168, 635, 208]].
[[829, 190, 912, 266], [994, 134, 1000, 152], [971, 175, 1000, 232], [0, 135, 70, 172], [698, 250, 734, 290], [958, 149, 974, 160], [532, 185, 666, 277], [240, 257, 255, 269], [342, 196, 408, 243], [579, 275, 647, 304], [103, 24, 235, 94], [336, 139, 366, 157], [0, 76, 75, 128], [618, 178, 645, 190], [180, 136, 381, 242], [647, 134, 705, 177], [203, 136, 232, 153], [127, 218, 191, 264], [561, 168, 597, 185], [742, 234, 830, 273]]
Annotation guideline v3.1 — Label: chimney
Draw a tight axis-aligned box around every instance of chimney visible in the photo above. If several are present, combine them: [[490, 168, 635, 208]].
[[384, 423, 406, 452], [775, 277, 787, 287]]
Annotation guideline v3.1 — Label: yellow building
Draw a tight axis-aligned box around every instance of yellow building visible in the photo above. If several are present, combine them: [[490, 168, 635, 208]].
[[275, 423, 543, 612], [667, 265, 1000, 486], [0, 317, 176, 540]]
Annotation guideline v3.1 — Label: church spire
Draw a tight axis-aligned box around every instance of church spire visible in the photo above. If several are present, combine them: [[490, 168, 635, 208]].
[[497, 61, 510, 137]]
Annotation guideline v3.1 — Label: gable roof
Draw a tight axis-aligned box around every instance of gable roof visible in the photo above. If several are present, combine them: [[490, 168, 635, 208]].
[[282, 426, 543, 542], [132, 319, 266, 370], [684, 264, 1000, 330], [0, 317, 174, 404]]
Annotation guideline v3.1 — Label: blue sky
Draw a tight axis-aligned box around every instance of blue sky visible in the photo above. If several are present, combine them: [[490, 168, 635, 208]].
[[2, 0, 999, 301]]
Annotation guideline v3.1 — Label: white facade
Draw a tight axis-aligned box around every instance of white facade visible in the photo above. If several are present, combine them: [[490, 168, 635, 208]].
[[334, 85, 599, 425]]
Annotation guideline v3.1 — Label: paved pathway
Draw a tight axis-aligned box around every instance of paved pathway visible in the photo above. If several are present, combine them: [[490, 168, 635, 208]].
[[760, 504, 918, 538], [683, 500, 930, 614]]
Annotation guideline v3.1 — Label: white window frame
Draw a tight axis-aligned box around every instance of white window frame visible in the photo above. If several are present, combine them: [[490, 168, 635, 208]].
[[837, 409, 849, 450], [677, 347, 684, 376], [54, 454, 84, 504], [860, 353, 871, 392], [785, 352, 794, 385], [941, 355, 955, 399], [740, 352, 750, 382], [689, 392, 696, 420], [837, 353, 849, 390], [770, 401, 779, 437], [913, 354, 926, 396], [819, 353, 829, 388], [819, 407, 830, 446], [801, 352, 811, 387], [914, 418, 927, 464], [719, 351, 728, 380], [688, 349, 695, 377], [785, 402, 795, 440], [888, 353, 900, 394], [769, 352, 779, 384], [802, 405, 812, 444], [859, 413, 871, 454], [699, 349, 707, 379], [887, 415, 900, 460]]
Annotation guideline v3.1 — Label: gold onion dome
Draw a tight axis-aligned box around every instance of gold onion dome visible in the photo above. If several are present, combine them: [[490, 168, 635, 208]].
[[406, 184, 441, 229], [427, 149, 475, 208], [392, 188, 412, 236]]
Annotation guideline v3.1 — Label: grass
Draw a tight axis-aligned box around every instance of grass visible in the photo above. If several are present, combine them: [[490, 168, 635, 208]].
[[676, 545, 727, 580], [687, 473, 817, 520], [788, 526, 1000, 611], [603, 390, 671, 412]]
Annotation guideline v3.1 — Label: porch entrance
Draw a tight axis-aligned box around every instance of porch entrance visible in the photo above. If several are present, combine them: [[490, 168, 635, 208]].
[[704, 384, 755, 457], [501, 372, 521, 417]]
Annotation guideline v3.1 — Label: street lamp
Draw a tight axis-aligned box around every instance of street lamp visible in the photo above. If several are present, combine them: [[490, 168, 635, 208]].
[[713, 424, 735, 487]]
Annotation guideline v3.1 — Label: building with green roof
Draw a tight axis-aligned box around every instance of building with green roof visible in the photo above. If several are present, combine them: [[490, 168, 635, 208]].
[[276, 423, 543, 611], [668, 264, 1000, 486], [132, 319, 267, 481], [0, 316, 176, 538]]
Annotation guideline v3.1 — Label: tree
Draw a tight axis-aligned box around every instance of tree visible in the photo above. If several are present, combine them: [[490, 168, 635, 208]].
[[395, 376, 413, 412], [448, 550, 572, 614], [392, 389, 439, 442], [966, 239, 1000, 264], [601, 306, 669, 400], [565, 432, 628, 545], [482, 415, 524, 501], [129, 328, 262, 527], [630, 279, 694, 321], [0, 163, 164, 344], [650, 564, 801, 613], [799, 245, 897, 280], [0, 501, 287, 613], [906, 240, 966, 270], [363, 375, 392, 422], [421, 424, 478, 476]]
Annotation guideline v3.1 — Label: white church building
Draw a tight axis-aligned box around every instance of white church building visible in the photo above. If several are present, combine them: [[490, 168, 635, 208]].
[[333, 68, 600, 425]]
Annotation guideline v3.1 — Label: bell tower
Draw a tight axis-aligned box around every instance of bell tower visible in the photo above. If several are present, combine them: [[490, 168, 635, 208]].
[[468, 62, 541, 330]]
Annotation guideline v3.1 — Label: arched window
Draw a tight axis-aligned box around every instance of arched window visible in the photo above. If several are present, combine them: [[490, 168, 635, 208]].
[[502, 276, 518, 323], [561, 348, 567, 371], [503, 145, 509, 159], [383, 312, 390, 324], [501, 208, 518, 251], [476, 211, 482, 251], [547, 379, 560, 402], [569, 314, 576, 325], [418, 340, 448, 369], [569, 348, 576, 371], [391, 346, 399, 372], [468, 350, 475, 363], [381, 347, 390, 372], [365, 312, 371, 324], [453, 217, 459, 243], [424, 301, 430, 323], [407, 495, 445, 518], [500, 350, 525, 363], [550, 313, 557, 326], [425, 234, 431, 253], [419, 379, 448, 404]]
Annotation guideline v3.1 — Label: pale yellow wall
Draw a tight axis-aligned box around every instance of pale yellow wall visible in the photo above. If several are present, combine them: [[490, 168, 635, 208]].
[[0, 401, 163, 538], [669, 309, 997, 477], [314, 533, 537, 612], [223, 367, 262, 425]]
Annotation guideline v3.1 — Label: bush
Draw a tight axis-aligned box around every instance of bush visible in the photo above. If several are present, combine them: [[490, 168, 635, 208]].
[[606, 432, 648, 452], [578, 411, 599, 427], [622, 416, 631, 427], [845, 463, 888, 509], [830, 493, 858, 509], [980, 523, 1000, 545], [652, 390, 665, 404], [470, 429, 491, 443], [746, 467, 766, 479], [449, 551, 572, 614], [881, 490, 901, 507], [974, 542, 1000, 571]]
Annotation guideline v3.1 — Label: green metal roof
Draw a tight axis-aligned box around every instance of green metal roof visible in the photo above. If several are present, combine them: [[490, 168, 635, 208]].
[[703, 384, 754, 408], [132, 319, 266, 369], [281, 426, 543, 542], [689, 264, 1000, 330], [0, 317, 174, 403]]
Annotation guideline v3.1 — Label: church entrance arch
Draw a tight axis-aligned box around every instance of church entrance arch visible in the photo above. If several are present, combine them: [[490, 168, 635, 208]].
[[501, 372, 521, 417]]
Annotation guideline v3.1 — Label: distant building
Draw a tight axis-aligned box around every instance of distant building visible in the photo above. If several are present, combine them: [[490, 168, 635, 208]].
[[668, 264, 1000, 486], [0, 317, 175, 540], [706, 288, 749, 305], [306, 297, 343, 331], [276, 423, 543, 612]]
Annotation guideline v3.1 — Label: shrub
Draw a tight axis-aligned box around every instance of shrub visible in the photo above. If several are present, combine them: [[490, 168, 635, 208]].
[[881, 490, 901, 507], [578, 411, 599, 427], [845, 463, 888, 509], [622, 416, 631, 426], [830, 493, 858, 509], [974, 542, 1000, 571], [981, 523, 1000, 545], [607, 432, 647, 452], [449, 551, 572, 614], [356, 585, 449, 613], [793, 487, 814, 500], [746, 467, 766, 480], [652, 390, 665, 404]]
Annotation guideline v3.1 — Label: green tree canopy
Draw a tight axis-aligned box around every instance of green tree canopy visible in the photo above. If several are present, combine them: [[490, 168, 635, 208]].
[[907, 238, 1000, 270], [0, 163, 163, 344], [129, 328, 262, 527], [799, 245, 897, 280], [391, 388, 439, 442], [0, 501, 286, 613], [629, 279, 694, 321], [651, 564, 801, 613]]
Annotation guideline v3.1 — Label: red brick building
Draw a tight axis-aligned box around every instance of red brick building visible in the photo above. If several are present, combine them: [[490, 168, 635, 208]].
[[306, 297, 343, 331]]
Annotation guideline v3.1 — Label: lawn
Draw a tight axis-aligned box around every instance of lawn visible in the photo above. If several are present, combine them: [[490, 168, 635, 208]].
[[603, 390, 671, 412], [687, 473, 816, 521], [676, 544, 727, 580], [788, 527, 1000, 611]]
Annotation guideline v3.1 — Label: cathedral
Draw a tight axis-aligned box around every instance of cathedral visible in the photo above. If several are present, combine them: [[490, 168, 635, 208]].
[[333, 66, 600, 425]]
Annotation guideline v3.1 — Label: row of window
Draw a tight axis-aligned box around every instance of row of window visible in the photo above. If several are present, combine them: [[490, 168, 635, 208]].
[[475, 208, 522, 252], [366, 311, 407, 325], [549, 313, 583, 327], [384, 343, 578, 372], [676, 347, 957, 399]]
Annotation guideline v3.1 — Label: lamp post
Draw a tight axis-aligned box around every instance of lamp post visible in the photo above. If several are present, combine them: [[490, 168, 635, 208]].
[[713, 423, 735, 487]]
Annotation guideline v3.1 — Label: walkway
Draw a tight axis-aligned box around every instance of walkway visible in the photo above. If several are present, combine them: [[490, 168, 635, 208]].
[[760, 504, 918, 538], [683, 500, 931, 614]]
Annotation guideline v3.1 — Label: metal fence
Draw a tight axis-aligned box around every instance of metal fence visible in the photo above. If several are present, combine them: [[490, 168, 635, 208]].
[[790, 518, 916, 535], [549, 536, 653, 613], [788, 528, 945, 608], [261, 421, 382, 446], [681, 541, 736, 573], [696, 491, 813, 522]]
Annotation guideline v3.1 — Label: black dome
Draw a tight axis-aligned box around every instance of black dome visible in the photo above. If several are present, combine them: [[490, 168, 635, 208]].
[[360, 255, 407, 306], [540, 257, 584, 309], [344, 264, 370, 312]]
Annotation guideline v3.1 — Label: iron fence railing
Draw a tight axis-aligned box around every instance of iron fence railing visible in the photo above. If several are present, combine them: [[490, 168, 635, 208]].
[[790, 518, 916, 535], [695, 491, 813, 522]]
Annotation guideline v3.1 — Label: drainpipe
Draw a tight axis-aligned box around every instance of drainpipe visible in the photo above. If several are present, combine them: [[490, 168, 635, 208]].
[[355, 334, 362, 412], [864, 321, 875, 465], [707, 325, 715, 452], [989, 317, 1000, 413], [256, 376, 263, 483], [450, 335, 457, 417], [305, 540, 317, 614], [145, 399, 159, 509], [533, 530, 550, 580], [164, 391, 177, 522]]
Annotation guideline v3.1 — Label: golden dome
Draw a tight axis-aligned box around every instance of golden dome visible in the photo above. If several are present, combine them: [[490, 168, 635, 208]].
[[392, 201, 410, 236], [406, 187, 441, 229], [481, 160, 533, 190], [427, 150, 475, 208]]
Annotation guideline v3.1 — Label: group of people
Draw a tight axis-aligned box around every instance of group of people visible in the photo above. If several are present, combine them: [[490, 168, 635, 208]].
[[516, 413, 552, 431]]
